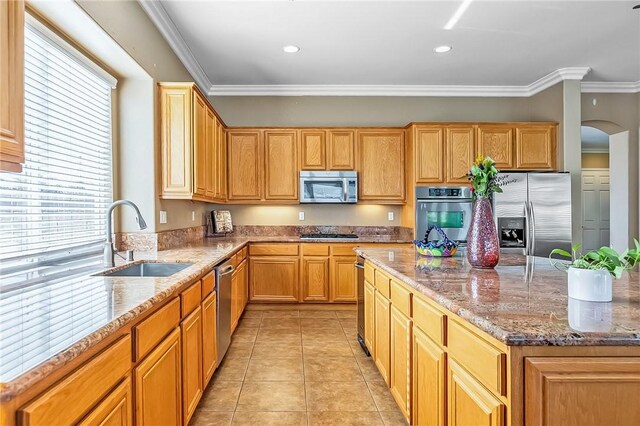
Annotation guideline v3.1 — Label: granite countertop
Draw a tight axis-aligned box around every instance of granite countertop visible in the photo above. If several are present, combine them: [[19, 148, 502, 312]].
[[0, 235, 411, 400], [356, 247, 640, 347]]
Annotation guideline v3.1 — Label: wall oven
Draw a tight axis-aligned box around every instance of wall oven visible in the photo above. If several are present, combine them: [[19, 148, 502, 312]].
[[300, 171, 357, 203], [416, 186, 473, 244]]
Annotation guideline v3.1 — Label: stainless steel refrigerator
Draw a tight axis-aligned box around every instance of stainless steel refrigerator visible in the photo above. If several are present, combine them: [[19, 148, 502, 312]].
[[493, 172, 572, 257]]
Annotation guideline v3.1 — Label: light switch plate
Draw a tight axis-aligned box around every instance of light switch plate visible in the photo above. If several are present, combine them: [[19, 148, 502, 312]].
[[388, 211, 395, 221], [298, 211, 305, 221], [159, 211, 167, 224]]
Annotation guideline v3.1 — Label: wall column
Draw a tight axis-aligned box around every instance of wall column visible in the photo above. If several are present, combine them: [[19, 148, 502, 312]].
[[563, 80, 583, 245]]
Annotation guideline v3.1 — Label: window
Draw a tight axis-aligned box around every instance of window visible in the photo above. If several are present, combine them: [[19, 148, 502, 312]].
[[0, 17, 116, 278]]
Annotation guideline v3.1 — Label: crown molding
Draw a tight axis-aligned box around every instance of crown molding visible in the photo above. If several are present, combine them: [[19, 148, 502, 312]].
[[581, 81, 640, 93], [138, 0, 212, 91], [208, 67, 592, 97]]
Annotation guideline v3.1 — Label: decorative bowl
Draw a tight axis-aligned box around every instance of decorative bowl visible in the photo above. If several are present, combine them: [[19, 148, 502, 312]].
[[413, 225, 458, 257]]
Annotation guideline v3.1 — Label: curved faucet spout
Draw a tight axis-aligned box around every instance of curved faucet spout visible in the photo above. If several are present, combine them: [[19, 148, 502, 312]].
[[104, 200, 148, 267]]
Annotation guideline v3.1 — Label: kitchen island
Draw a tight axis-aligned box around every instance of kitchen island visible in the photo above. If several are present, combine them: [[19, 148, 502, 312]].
[[356, 247, 640, 426]]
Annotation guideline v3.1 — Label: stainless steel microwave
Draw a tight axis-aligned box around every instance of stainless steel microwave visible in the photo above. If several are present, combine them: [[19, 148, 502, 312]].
[[299, 171, 357, 203]]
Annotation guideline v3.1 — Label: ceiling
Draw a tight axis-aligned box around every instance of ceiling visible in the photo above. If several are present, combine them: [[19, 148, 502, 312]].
[[145, 0, 640, 95]]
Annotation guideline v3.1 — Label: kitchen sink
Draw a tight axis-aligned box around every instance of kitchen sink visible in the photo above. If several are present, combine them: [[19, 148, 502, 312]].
[[98, 262, 193, 277]]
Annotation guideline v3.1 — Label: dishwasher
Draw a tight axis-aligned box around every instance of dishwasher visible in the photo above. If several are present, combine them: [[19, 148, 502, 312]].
[[215, 258, 234, 365]]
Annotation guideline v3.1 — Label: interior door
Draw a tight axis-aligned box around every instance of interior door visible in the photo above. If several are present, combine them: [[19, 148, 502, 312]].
[[581, 170, 610, 251]]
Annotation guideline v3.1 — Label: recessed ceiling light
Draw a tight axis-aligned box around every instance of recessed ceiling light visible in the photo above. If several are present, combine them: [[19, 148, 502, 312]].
[[445, 0, 474, 30], [283, 45, 300, 53], [433, 45, 452, 54]]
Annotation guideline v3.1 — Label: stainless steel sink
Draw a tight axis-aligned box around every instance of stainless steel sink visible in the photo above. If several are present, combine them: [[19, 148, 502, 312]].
[[98, 262, 193, 277]]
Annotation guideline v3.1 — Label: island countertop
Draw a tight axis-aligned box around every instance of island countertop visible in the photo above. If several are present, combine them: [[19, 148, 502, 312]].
[[356, 247, 640, 347]]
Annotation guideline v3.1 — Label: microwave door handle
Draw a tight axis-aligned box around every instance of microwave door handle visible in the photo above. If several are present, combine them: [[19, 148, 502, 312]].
[[343, 179, 348, 202]]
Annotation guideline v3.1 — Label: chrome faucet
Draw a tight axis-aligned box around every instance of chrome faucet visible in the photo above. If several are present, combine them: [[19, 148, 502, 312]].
[[104, 200, 148, 267]]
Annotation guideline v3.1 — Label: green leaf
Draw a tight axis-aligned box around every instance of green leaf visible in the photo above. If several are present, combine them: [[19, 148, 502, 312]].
[[550, 248, 572, 258], [613, 265, 624, 279]]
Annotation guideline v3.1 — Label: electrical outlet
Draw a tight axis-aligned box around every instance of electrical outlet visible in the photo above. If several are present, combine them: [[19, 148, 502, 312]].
[[191, 211, 196, 221], [298, 211, 305, 221], [159, 211, 167, 224], [388, 251, 395, 262], [388, 211, 395, 221]]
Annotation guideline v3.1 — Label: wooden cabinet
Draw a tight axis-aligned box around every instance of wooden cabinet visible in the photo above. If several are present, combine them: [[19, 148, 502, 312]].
[[135, 328, 182, 426], [205, 109, 217, 199], [193, 91, 207, 198], [231, 258, 248, 331], [364, 279, 376, 354], [445, 126, 475, 184], [358, 130, 406, 203], [227, 130, 262, 201], [264, 130, 298, 200], [201, 291, 217, 387], [240, 257, 249, 312], [300, 130, 326, 170], [374, 290, 392, 385], [516, 125, 557, 170], [448, 359, 505, 426], [217, 125, 227, 200], [250, 257, 300, 302], [78, 378, 132, 426], [0, 0, 24, 173], [524, 357, 640, 426], [328, 130, 356, 170], [476, 125, 514, 169], [302, 257, 330, 302], [413, 327, 446, 426], [181, 307, 203, 425], [300, 129, 355, 170], [390, 304, 412, 421], [414, 126, 444, 184], [330, 256, 357, 302]]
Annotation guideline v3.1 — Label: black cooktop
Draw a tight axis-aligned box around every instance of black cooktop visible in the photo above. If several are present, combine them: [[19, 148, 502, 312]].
[[300, 233, 359, 239]]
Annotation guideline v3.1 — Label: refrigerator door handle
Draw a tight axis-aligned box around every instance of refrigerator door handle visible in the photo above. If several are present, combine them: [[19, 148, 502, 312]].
[[523, 202, 530, 255], [529, 201, 536, 256]]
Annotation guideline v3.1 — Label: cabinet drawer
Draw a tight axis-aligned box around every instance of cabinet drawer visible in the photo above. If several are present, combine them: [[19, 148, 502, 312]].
[[390, 279, 411, 317], [201, 271, 215, 297], [249, 243, 299, 256], [134, 298, 180, 361], [181, 280, 202, 317], [413, 294, 446, 346], [77, 377, 132, 426], [331, 244, 357, 256], [448, 320, 506, 396], [19, 335, 131, 426], [374, 269, 391, 298], [302, 244, 330, 256], [364, 262, 375, 283]]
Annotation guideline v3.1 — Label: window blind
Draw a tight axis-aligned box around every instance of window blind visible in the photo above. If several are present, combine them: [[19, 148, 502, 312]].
[[0, 20, 114, 276]]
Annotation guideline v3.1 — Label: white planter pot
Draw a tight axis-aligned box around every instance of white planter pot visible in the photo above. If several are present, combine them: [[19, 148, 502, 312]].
[[568, 298, 612, 332], [567, 267, 613, 302]]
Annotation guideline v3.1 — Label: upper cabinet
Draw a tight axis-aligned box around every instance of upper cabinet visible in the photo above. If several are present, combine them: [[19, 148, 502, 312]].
[[445, 126, 475, 184], [159, 83, 226, 202], [358, 130, 406, 203], [0, 0, 25, 173], [300, 129, 355, 171], [264, 130, 298, 200], [515, 124, 557, 170], [227, 130, 262, 201], [476, 126, 514, 169], [413, 126, 444, 184]]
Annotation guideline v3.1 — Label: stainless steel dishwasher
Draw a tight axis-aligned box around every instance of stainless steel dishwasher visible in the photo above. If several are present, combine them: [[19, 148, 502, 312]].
[[215, 258, 234, 364], [355, 256, 370, 356]]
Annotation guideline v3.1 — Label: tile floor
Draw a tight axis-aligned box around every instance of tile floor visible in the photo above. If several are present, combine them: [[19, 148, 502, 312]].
[[189, 308, 408, 426]]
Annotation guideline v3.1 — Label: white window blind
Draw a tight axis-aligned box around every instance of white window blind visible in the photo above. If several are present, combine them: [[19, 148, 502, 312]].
[[0, 19, 115, 275]]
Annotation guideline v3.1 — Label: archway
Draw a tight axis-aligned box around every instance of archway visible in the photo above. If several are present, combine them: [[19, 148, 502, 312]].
[[580, 126, 609, 251]]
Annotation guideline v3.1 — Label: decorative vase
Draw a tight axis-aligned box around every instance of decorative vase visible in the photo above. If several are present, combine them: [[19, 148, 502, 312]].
[[466, 197, 500, 269], [567, 267, 612, 302]]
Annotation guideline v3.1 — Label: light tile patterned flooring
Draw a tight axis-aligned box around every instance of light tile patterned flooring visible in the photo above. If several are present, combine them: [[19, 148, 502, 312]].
[[189, 308, 407, 426]]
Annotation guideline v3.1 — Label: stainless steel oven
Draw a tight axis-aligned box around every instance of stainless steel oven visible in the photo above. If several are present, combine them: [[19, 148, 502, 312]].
[[416, 186, 473, 244], [300, 171, 357, 203]]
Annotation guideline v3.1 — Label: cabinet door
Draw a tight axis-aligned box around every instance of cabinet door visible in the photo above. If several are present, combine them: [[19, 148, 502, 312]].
[[515, 125, 557, 170], [445, 127, 475, 184], [181, 307, 203, 425], [330, 256, 357, 302], [205, 110, 217, 199], [78, 378, 132, 426], [240, 259, 249, 312], [364, 280, 376, 355], [390, 305, 412, 421], [374, 291, 391, 385], [524, 357, 640, 426], [193, 92, 207, 198], [264, 130, 298, 200], [249, 257, 299, 302], [135, 328, 182, 426], [227, 130, 262, 200], [0, 0, 24, 172], [160, 86, 193, 197], [300, 130, 326, 170], [358, 130, 405, 202], [476, 126, 514, 169], [448, 360, 505, 426], [415, 127, 444, 184], [231, 269, 240, 332], [217, 125, 227, 200], [202, 292, 217, 387], [302, 257, 330, 301], [413, 327, 446, 426], [328, 130, 355, 170]]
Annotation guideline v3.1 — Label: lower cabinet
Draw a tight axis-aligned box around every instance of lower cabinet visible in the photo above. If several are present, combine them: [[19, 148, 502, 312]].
[[250, 257, 300, 302], [448, 359, 506, 426], [232, 258, 249, 330], [78, 378, 132, 426], [374, 290, 391, 385], [135, 328, 182, 426], [181, 307, 203, 425], [413, 326, 446, 426], [302, 256, 330, 301], [201, 292, 217, 387], [364, 279, 376, 354], [239, 258, 248, 312], [390, 305, 412, 421], [330, 255, 357, 302]]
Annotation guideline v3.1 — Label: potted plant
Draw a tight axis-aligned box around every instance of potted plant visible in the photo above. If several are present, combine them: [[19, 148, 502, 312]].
[[549, 241, 640, 302]]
